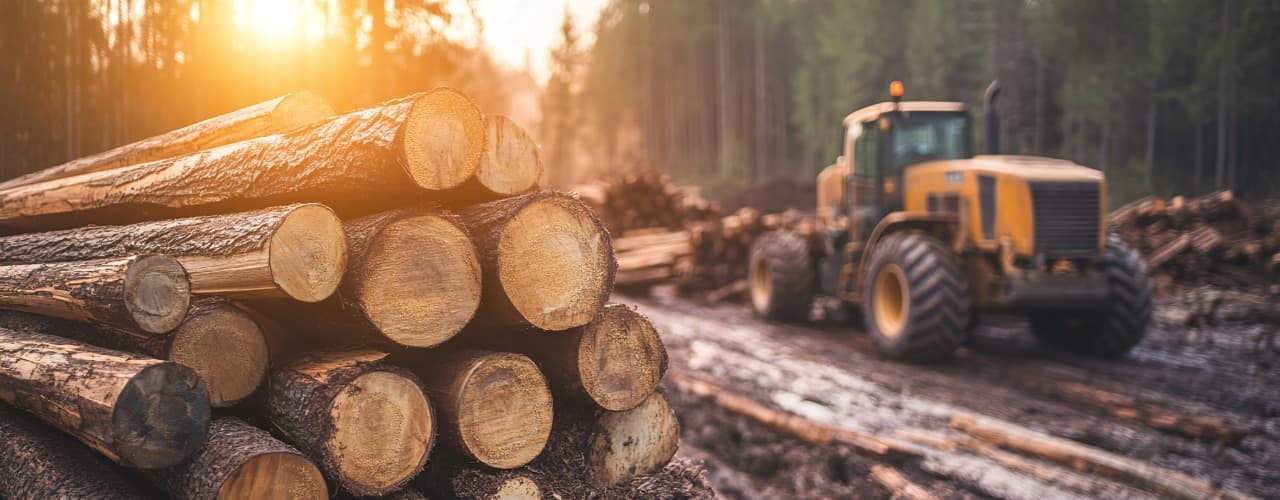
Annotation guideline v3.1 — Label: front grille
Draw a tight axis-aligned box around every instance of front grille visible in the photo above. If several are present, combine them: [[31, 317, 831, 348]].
[[1030, 182, 1101, 256]]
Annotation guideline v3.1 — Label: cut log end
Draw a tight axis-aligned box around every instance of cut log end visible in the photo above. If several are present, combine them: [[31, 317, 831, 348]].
[[589, 392, 681, 487], [112, 362, 211, 469], [271, 91, 335, 132], [124, 255, 192, 334], [360, 214, 481, 348], [499, 196, 613, 331], [477, 115, 542, 197], [269, 204, 348, 303], [403, 88, 485, 191], [490, 477, 541, 500], [457, 353, 553, 469], [167, 304, 268, 407], [218, 451, 328, 500], [578, 305, 666, 411], [327, 370, 435, 493]]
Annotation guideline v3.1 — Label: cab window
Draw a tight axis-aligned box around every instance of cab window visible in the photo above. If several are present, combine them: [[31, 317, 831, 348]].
[[853, 122, 879, 177], [888, 112, 970, 170]]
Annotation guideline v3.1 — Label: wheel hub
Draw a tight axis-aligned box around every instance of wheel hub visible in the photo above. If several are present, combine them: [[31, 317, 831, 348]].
[[750, 258, 771, 313], [874, 264, 908, 338]]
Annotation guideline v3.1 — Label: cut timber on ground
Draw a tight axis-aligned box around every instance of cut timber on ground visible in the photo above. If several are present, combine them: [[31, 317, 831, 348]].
[[869, 465, 938, 500], [0, 255, 190, 334], [149, 418, 327, 500], [0, 328, 209, 469], [949, 412, 1258, 500], [417, 460, 542, 500], [459, 192, 615, 331], [0, 403, 147, 500], [268, 350, 434, 496], [0, 204, 348, 302], [516, 303, 668, 411], [0, 91, 333, 190], [445, 114, 542, 205], [406, 350, 553, 469], [534, 392, 681, 488], [0, 298, 268, 408], [0, 89, 484, 232], [268, 207, 481, 348]]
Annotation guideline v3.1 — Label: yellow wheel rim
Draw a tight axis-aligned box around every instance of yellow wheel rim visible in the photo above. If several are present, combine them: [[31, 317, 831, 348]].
[[750, 257, 771, 313], [874, 264, 909, 338]]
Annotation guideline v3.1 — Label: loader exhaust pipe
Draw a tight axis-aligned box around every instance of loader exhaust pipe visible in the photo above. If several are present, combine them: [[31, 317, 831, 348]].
[[984, 80, 1001, 155]]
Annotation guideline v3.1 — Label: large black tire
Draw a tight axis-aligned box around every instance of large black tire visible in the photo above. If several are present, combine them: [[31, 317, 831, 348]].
[[748, 230, 815, 322], [1030, 235, 1152, 358], [861, 232, 971, 362]]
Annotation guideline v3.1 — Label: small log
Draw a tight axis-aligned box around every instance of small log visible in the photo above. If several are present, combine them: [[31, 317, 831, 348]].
[[265, 207, 481, 348], [0, 203, 348, 302], [869, 464, 938, 500], [0, 327, 209, 468], [0, 255, 190, 334], [406, 350, 553, 469], [446, 115, 542, 204], [0, 298, 269, 408], [950, 412, 1258, 500], [0, 89, 484, 232], [948, 434, 1125, 497], [150, 418, 328, 500], [417, 459, 542, 500], [268, 350, 434, 496], [0, 403, 147, 499], [1146, 234, 1191, 268], [534, 392, 681, 488], [515, 304, 667, 411], [0, 91, 333, 190], [459, 192, 615, 331]]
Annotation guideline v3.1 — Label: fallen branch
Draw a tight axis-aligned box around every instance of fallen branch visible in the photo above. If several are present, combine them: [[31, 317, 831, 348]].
[[869, 464, 937, 500]]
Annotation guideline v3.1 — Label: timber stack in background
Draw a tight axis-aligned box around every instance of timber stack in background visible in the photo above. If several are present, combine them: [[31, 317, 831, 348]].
[[0, 89, 713, 499]]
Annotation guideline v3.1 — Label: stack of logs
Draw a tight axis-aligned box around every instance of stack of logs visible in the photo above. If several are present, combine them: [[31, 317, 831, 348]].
[[574, 169, 720, 233], [1109, 190, 1280, 287], [0, 90, 710, 499]]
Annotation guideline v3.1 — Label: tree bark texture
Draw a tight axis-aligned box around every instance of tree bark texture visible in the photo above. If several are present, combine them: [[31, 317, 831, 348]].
[[0, 88, 484, 232], [0, 91, 334, 190], [0, 298, 268, 408], [0, 327, 210, 468], [0, 203, 348, 302], [149, 418, 327, 500], [268, 349, 435, 496], [0, 255, 190, 334], [458, 192, 616, 331], [0, 403, 147, 500]]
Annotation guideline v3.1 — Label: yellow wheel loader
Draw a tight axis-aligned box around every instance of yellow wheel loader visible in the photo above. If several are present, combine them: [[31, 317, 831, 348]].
[[748, 81, 1152, 362]]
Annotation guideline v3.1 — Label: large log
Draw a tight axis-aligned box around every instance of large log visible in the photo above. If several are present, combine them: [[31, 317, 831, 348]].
[[533, 393, 680, 488], [0, 89, 484, 232], [516, 303, 667, 411], [459, 192, 615, 331], [0, 91, 333, 190], [0, 403, 147, 499], [267, 207, 481, 348], [150, 418, 328, 500], [407, 350, 553, 469], [268, 350, 434, 496], [446, 114, 542, 205], [0, 327, 210, 468], [0, 255, 190, 334], [0, 203, 348, 302]]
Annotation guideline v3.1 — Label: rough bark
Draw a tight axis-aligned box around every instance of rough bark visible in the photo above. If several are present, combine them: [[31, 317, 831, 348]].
[[445, 115, 542, 205], [0, 298, 269, 408], [149, 418, 327, 500], [530, 393, 681, 489], [515, 303, 668, 411], [263, 206, 481, 348], [0, 89, 484, 232], [458, 192, 616, 331], [268, 350, 435, 496], [0, 403, 147, 499], [0, 91, 333, 190], [0, 254, 190, 334], [403, 349, 553, 469], [0, 204, 348, 302], [0, 327, 210, 468]]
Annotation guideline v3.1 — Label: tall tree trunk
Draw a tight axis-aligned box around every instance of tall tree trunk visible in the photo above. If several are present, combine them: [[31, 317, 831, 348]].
[[1144, 80, 1158, 193], [753, 9, 767, 181], [1215, 0, 1232, 190], [1194, 120, 1204, 195]]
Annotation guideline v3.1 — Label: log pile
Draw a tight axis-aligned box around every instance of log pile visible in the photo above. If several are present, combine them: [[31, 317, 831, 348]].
[[1109, 191, 1280, 287], [0, 90, 708, 499], [574, 169, 720, 233]]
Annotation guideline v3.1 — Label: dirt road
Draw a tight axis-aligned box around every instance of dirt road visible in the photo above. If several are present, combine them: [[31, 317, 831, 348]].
[[624, 290, 1279, 499]]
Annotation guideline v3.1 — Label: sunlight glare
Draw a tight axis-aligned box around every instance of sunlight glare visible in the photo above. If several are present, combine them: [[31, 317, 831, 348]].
[[235, 0, 305, 43]]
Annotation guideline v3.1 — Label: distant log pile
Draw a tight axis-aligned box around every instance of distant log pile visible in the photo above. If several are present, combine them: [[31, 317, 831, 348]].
[[0, 90, 706, 498], [1109, 191, 1280, 287], [574, 169, 720, 233]]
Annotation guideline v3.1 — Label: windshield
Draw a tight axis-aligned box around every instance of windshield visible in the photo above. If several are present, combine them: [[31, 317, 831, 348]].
[[889, 112, 970, 170]]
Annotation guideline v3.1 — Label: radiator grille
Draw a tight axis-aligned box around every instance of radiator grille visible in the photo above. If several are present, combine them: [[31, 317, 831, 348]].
[[1030, 182, 1101, 255]]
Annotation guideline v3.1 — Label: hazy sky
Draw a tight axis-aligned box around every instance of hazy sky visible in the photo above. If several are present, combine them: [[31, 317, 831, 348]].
[[473, 0, 608, 83]]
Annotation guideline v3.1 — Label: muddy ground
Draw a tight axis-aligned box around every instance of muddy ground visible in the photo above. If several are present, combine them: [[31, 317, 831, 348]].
[[621, 287, 1280, 499]]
